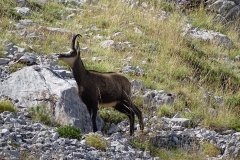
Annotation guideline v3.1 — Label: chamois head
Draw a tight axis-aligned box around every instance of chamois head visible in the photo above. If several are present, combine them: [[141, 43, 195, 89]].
[[58, 34, 82, 68]]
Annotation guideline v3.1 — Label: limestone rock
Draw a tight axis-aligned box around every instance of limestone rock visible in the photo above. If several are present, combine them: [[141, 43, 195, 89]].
[[0, 66, 103, 133], [182, 24, 233, 49]]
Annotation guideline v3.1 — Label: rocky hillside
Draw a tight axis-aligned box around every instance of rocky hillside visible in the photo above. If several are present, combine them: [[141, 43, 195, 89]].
[[0, 0, 240, 159]]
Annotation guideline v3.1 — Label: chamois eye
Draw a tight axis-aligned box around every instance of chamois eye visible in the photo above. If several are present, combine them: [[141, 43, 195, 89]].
[[58, 33, 144, 136]]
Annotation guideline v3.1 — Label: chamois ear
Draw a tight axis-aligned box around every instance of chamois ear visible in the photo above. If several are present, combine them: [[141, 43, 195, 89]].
[[76, 41, 80, 56]]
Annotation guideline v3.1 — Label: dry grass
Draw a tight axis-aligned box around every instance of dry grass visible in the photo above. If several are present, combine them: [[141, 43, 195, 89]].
[[1, 0, 240, 158]]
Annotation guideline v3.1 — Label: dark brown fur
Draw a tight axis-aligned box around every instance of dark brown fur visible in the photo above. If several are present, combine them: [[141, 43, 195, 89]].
[[58, 34, 144, 135]]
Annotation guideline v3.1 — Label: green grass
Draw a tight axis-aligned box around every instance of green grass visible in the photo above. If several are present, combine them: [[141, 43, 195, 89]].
[[157, 105, 175, 118], [9, 63, 28, 73], [57, 125, 82, 140], [86, 133, 109, 151], [28, 105, 58, 126], [98, 107, 127, 124], [0, 100, 17, 113], [201, 141, 221, 157]]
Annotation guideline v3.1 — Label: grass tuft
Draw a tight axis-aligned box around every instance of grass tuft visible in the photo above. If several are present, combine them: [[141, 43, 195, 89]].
[[9, 63, 28, 73], [201, 141, 221, 157], [157, 105, 175, 118], [57, 125, 82, 140], [86, 133, 109, 151], [0, 100, 17, 113], [28, 105, 58, 127], [98, 107, 127, 124]]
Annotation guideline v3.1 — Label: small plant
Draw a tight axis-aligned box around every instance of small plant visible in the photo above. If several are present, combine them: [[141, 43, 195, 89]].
[[28, 105, 57, 126], [20, 150, 39, 160], [157, 105, 175, 118], [57, 125, 82, 140], [0, 100, 17, 113], [9, 63, 27, 73], [98, 107, 127, 124], [86, 133, 108, 151], [8, 141, 20, 149], [201, 141, 221, 157]]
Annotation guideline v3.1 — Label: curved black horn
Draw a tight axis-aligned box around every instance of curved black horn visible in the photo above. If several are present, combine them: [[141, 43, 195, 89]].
[[71, 34, 82, 50]]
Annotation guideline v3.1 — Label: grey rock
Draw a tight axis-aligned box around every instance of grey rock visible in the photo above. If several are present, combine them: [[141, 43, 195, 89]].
[[0, 66, 102, 133], [15, 7, 31, 16], [53, 69, 73, 78], [19, 19, 35, 26], [2, 150, 20, 159], [73, 152, 85, 158], [0, 58, 11, 65], [17, 52, 37, 65], [100, 40, 116, 49], [213, 14, 228, 24], [122, 65, 145, 76], [108, 123, 117, 135], [131, 80, 145, 92], [225, 5, 240, 21], [143, 90, 174, 107], [182, 24, 233, 49], [1, 128, 10, 135], [52, 132, 59, 140], [209, 0, 236, 16]]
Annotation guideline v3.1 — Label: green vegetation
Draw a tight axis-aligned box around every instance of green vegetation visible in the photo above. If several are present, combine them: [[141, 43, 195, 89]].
[[0, 100, 17, 113], [28, 105, 57, 126], [98, 107, 127, 124], [9, 63, 28, 73], [57, 125, 82, 140], [157, 105, 175, 118], [86, 133, 108, 151], [20, 150, 39, 160], [131, 135, 205, 160], [201, 141, 221, 157]]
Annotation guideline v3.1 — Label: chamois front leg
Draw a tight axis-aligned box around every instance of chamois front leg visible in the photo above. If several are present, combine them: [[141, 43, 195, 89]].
[[91, 101, 99, 132]]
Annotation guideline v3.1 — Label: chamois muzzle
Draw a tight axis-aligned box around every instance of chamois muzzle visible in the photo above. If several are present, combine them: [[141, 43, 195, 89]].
[[57, 51, 76, 59]]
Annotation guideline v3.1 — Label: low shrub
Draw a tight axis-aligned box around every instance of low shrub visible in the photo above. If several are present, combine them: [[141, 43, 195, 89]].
[[201, 141, 221, 157], [86, 133, 108, 151], [57, 125, 82, 140], [0, 100, 17, 113]]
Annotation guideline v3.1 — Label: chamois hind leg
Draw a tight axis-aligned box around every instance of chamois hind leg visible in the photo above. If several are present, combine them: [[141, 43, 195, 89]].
[[114, 101, 135, 136], [132, 103, 144, 131]]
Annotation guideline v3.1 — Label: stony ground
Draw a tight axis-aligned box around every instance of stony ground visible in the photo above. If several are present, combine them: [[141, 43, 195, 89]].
[[1, 108, 240, 159]]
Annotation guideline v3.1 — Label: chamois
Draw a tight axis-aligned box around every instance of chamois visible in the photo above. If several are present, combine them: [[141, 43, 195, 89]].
[[58, 34, 144, 135]]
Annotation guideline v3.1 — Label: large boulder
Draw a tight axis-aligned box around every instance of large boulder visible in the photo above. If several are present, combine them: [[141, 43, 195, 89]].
[[182, 24, 233, 49], [0, 65, 103, 133], [209, 0, 240, 26]]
